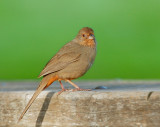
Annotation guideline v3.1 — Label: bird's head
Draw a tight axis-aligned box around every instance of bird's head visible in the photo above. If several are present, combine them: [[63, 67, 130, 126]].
[[76, 27, 96, 47]]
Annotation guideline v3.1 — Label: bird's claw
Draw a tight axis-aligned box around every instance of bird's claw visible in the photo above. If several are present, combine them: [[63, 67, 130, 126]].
[[57, 88, 91, 95], [72, 88, 92, 91], [57, 89, 71, 95]]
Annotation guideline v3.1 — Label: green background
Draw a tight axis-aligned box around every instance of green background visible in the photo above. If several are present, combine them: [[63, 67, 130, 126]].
[[0, 0, 160, 80]]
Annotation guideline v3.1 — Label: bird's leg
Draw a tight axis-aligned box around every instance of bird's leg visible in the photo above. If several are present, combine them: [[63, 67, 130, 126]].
[[59, 80, 65, 90], [66, 80, 91, 91], [57, 80, 70, 95]]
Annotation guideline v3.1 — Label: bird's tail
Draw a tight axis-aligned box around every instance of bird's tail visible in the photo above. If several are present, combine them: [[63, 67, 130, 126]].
[[18, 75, 58, 122]]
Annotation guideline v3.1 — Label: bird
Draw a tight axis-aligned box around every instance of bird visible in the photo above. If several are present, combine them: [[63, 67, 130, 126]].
[[18, 27, 97, 122]]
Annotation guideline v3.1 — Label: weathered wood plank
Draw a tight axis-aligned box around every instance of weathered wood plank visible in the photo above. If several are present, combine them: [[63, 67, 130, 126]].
[[0, 91, 160, 127]]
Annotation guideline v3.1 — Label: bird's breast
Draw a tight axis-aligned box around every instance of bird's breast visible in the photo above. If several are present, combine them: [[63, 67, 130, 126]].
[[57, 46, 96, 80]]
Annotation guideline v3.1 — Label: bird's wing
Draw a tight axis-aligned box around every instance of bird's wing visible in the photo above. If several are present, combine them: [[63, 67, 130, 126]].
[[38, 52, 81, 77]]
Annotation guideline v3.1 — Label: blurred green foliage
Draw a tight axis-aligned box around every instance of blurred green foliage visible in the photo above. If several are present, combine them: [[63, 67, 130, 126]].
[[0, 0, 160, 79]]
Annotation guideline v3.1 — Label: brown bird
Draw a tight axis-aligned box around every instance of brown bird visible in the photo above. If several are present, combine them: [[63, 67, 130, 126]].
[[18, 27, 97, 122]]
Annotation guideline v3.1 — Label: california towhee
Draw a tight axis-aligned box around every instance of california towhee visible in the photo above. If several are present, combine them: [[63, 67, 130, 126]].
[[18, 27, 97, 121]]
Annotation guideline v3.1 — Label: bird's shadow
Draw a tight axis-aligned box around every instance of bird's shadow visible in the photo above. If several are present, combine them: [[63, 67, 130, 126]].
[[35, 92, 55, 127]]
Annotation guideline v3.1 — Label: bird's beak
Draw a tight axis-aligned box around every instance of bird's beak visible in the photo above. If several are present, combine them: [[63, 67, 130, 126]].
[[88, 34, 95, 40]]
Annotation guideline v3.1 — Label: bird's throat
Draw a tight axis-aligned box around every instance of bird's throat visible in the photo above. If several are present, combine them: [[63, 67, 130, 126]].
[[79, 39, 95, 48]]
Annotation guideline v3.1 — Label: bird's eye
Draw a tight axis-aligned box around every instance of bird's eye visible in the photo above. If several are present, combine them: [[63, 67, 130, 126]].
[[82, 34, 85, 37]]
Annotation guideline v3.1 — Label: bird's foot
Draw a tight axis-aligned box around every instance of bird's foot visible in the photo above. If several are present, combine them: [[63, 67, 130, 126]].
[[72, 88, 92, 91], [57, 89, 71, 95]]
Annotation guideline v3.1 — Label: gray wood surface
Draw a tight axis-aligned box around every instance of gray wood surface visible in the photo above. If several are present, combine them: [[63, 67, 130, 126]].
[[0, 80, 160, 127]]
